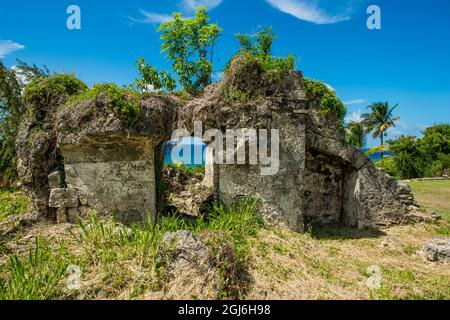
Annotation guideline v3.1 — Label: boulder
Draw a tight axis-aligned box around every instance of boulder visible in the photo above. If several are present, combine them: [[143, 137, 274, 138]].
[[163, 230, 209, 265], [423, 238, 450, 262]]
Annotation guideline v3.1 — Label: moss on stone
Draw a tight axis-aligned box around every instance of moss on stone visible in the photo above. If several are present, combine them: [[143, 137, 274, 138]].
[[302, 78, 347, 126], [23, 74, 87, 122], [67, 83, 142, 127]]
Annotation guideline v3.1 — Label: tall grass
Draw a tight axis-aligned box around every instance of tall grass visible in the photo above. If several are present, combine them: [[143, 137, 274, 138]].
[[0, 198, 263, 300], [70, 197, 263, 298], [0, 238, 69, 300]]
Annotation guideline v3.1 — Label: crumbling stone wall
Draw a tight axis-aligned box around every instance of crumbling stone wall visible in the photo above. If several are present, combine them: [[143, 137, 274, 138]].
[[178, 58, 420, 231], [303, 150, 345, 226], [58, 136, 158, 223], [16, 60, 421, 232], [17, 86, 178, 223]]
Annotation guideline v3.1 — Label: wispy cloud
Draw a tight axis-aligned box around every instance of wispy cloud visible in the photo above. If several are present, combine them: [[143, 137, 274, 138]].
[[344, 99, 366, 106], [181, 0, 224, 12], [0, 40, 25, 58], [345, 110, 364, 123], [265, 0, 354, 24], [131, 0, 223, 25], [387, 121, 427, 137], [128, 10, 173, 24]]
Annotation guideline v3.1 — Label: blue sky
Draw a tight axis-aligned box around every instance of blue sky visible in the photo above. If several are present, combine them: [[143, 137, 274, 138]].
[[1, 0, 449, 147]]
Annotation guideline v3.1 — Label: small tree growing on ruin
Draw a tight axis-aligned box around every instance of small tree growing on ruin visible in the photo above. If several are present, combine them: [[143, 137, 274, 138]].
[[232, 26, 296, 74], [135, 7, 222, 94]]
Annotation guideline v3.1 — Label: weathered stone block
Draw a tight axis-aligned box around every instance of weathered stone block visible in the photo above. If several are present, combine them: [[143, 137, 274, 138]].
[[60, 138, 157, 222], [423, 238, 450, 262], [49, 188, 79, 208], [48, 171, 63, 189], [56, 207, 68, 224]]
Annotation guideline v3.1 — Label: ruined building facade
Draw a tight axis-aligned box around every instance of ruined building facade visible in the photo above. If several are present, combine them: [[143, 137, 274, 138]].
[[16, 60, 419, 232]]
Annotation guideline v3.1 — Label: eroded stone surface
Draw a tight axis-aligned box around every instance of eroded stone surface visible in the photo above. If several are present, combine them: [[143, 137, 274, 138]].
[[61, 137, 157, 223], [423, 238, 450, 262], [177, 62, 419, 231], [163, 230, 209, 265], [49, 188, 79, 208], [56, 207, 68, 224], [48, 171, 63, 189], [16, 58, 421, 232]]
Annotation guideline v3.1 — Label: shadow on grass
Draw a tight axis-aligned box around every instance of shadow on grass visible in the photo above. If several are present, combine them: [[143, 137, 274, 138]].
[[310, 225, 386, 240]]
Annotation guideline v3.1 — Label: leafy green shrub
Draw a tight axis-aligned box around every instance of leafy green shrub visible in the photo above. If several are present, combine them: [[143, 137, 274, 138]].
[[387, 124, 450, 179], [0, 238, 70, 300], [374, 156, 398, 177], [228, 27, 296, 80], [23, 74, 87, 120], [68, 83, 141, 126], [1, 61, 50, 180], [302, 78, 347, 125], [134, 58, 176, 93], [135, 7, 222, 94]]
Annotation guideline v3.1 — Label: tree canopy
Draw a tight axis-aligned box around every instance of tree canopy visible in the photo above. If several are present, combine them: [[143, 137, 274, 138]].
[[135, 6, 222, 94]]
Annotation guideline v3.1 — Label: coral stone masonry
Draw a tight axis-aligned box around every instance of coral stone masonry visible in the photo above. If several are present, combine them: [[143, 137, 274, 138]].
[[16, 60, 424, 231]]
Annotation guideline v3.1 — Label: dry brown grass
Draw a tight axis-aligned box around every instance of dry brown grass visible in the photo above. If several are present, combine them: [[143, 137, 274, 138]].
[[247, 222, 450, 300]]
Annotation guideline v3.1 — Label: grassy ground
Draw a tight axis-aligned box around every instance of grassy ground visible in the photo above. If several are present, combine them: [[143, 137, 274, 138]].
[[0, 182, 449, 300], [407, 180, 450, 219], [0, 187, 29, 221]]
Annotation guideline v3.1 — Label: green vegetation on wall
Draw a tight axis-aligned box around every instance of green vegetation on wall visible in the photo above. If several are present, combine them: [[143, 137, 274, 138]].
[[68, 83, 142, 126], [302, 78, 347, 125], [23, 74, 87, 117], [0, 61, 50, 181], [232, 27, 296, 79]]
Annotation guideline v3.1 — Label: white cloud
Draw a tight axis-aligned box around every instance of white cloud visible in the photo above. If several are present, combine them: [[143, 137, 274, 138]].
[[387, 121, 427, 137], [345, 110, 363, 123], [129, 10, 173, 24], [131, 0, 223, 25], [0, 40, 25, 58], [265, 0, 353, 24], [181, 0, 224, 12], [11, 65, 28, 86], [344, 99, 366, 106]]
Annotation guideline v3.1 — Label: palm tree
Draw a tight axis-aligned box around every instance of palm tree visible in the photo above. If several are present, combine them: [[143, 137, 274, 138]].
[[363, 102, 400, 167], [346, 121, 367, 149]]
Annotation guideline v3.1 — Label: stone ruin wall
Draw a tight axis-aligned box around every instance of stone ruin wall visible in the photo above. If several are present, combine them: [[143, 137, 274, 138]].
[[55, 136, 158, 223], [16, 68, 421, 232]]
